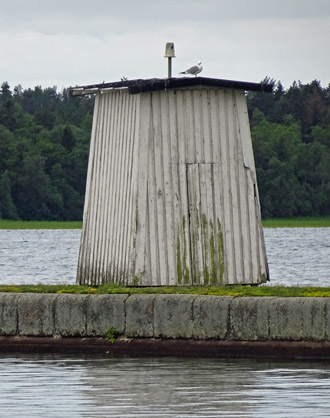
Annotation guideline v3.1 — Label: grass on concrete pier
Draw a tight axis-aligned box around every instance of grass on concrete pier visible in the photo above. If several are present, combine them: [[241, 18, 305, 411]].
[[1, 284, 330, 297]]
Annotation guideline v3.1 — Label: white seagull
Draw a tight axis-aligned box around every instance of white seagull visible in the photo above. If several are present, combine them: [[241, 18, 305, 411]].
[[180, 61, 203, 76]]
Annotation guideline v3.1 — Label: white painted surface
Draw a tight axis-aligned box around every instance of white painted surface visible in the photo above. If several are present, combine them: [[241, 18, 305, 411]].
[[77, 87, 269, 286]]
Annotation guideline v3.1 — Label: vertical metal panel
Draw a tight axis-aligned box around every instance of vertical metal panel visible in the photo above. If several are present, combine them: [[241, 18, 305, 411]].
[[77, 90, 139, 285], [234, 90, 268, 283], [77, 86, 269, 286], [76, 93, 99, 285]]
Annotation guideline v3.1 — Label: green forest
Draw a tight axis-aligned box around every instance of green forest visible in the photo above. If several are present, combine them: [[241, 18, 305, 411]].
[[0, 82, 93, 220], [0, 78, 330, 221]]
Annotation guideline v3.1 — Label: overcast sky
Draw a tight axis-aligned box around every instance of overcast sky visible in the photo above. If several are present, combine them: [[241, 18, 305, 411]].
[[1, 0, 330, 91]]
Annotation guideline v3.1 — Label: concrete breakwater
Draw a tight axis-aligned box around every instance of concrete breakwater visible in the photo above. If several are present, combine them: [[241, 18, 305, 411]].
[[0, 292, 330, 342]]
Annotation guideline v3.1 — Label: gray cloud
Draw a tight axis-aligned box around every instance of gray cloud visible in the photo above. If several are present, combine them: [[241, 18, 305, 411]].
[[0, 0, 329, 89], [3, 0, 330, 24]]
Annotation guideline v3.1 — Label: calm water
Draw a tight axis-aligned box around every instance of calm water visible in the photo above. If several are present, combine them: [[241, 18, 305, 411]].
[[1, 354, 330, 417], [0, 228, 330, 417], [264, 227, 330, 287], [0, 229, 80, 285], [0, 227, 329, 286]]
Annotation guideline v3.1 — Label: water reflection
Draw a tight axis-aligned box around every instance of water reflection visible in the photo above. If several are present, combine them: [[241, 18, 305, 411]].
[[1, 354, 330, 417]]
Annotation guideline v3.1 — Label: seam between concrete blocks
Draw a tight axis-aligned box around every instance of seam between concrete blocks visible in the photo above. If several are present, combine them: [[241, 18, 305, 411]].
[[151, 295, 156, 337], [54, 295, 60, 337], [53, 294, 59, 337], [267, 297, 273, 342], [84, 295, 89, 336], [325, 299, 328, 341], [85, 294, 91, 336], [227, 296, 238, 339], [84, 294, 91, 336], [321, 298, 326, 341], [16, 294, 21, 335], [123, 294, 129, 336], [191, 295, 198, 339]]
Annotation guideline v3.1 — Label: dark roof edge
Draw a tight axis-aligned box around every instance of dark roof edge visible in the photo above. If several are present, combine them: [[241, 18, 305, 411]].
[[69, 77, 273, 96]]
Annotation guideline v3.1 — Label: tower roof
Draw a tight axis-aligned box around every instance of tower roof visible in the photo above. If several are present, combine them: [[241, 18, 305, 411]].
[[69, 77, 273, 96]]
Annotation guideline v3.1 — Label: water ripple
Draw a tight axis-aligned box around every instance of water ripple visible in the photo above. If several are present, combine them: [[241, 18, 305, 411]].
[[1, 355, 330, 417], [0, 227, 329, 286], [263, 227, 330, 287]]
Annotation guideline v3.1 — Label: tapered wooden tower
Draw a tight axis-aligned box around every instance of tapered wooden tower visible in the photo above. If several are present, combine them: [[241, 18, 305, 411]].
[[71, 77, 272, 286]]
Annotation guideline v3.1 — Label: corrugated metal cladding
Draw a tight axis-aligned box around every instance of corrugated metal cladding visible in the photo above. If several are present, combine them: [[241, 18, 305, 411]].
[[77, 87, 269, 286]]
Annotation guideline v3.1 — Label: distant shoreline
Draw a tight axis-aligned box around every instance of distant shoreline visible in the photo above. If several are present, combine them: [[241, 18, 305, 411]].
[[262, 217, 330, 228], [0, 220, 82, 229], [1, 217, 330, 229]]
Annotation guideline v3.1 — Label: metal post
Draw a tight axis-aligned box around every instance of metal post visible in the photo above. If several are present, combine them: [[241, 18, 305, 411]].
[[168, 57, 172, 78], [164, 42, 175, 79]]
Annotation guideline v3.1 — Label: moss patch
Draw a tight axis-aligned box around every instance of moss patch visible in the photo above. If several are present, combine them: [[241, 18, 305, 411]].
[[1, 283, 330, 297]]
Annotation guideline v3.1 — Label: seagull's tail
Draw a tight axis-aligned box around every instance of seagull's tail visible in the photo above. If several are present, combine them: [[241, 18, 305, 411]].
[[179, 71, 186, 74]]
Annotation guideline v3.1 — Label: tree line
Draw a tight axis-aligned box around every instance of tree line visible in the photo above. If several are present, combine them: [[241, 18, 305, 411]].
[[247, 78, 330, 218], [0, 79, 330, 220], [0, 82, 93, 220]]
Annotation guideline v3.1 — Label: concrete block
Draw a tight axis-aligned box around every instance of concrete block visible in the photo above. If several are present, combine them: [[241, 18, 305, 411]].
[[192, 296, 233, 339], [18, 293, 57, 336], [126, 294, 156, 337], [229, 297, 272, 341], [269, 297, 326, 341], [86, 294, 128, 336], [323, 299, 330, 341], [55, 294, 90, 336], [154, 294, 195, 338], [0, 293, 20, 335]]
